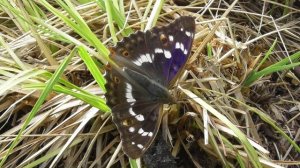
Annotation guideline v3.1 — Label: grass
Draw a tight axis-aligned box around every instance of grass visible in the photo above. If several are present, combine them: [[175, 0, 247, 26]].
[[0, 0, 300, 168]]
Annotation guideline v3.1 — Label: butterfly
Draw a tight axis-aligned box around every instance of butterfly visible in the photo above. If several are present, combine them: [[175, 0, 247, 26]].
[[105, 16, 195, 159]]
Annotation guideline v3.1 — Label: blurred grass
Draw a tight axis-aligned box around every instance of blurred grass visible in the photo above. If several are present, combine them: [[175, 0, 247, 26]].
[[0, 48, 76, 167]]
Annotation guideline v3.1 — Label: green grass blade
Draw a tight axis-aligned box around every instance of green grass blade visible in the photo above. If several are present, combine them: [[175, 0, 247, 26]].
[[78, 46, 107, 92], [250, 107, 300, 153], [24, 83, 110, 112], [0, 69, 45, 96], [0, 48, 76, 167], [144, 0, 164, 30], [268, 50, 300, 68], [255, 38, 277, 71], [105, 0, 118, 44], [96, 0, 133, 36], [23, 139, 82, 168], [38, 0, 110, 59], [243, 49, 300, 86], [129, 158, 138, 168]]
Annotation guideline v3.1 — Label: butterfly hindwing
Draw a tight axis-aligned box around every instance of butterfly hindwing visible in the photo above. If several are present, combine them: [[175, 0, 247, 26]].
[[105, 67, 164, 159], [112, 102, 162, 159]]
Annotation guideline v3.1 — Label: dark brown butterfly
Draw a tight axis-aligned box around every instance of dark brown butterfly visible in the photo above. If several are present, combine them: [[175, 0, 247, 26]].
[[105, 16, 195, 159]]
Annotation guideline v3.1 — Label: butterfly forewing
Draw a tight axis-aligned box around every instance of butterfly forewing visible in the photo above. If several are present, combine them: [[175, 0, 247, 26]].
[[105, 16, 195, 159], [145, 16, 195, 85], [111, 31, 157, 78]]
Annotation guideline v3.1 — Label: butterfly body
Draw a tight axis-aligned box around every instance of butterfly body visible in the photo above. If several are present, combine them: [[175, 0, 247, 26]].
[[105, 16, 195, 159], [125, 68, 173, 102]]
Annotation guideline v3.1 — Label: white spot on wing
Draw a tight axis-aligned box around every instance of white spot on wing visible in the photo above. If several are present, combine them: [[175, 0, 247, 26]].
[[141, 54, 147, 63], [155, 48, 164, 54], [176, 42, 186, 53], [133, 59, 142, 66], [125, 83, 132, 91], [132, 142, 135, 145], [133, 53, 152, 66], [138, 128, 152, 136], [145, 53, 152, 63], [125, 83, 136, 102], [138, 128, 144, 134], [180, 27, 184, 31], [136, 114, 145, 121], [180, 43, 185, 52], [169, 35, 174, 42], [151, 54, 155, 59], [185, 31, 191, 37], [184, 49, 188, 55], [164, 50, 171, 59], [129, 127, 135, 132], [129, 107, 136, 116], [175, 42, 180, 49], [137, 144, 143, 149]]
